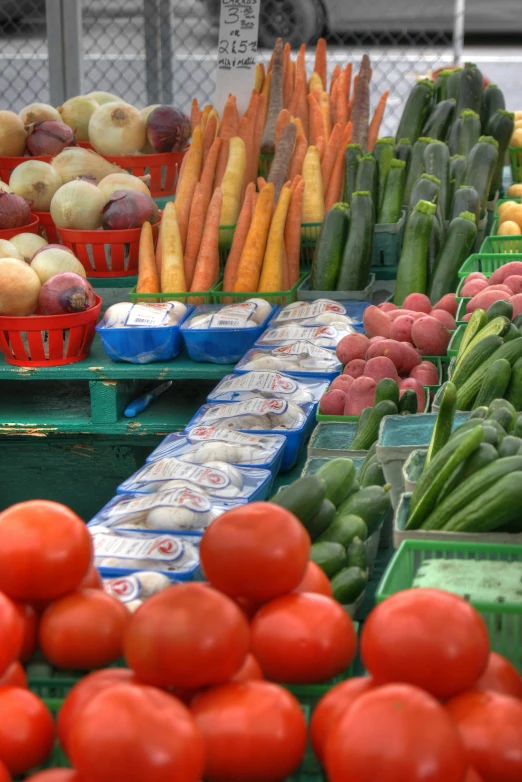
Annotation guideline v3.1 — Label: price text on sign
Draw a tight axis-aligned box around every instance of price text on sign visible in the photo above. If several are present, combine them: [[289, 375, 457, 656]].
[[215, 0, 261, 115]]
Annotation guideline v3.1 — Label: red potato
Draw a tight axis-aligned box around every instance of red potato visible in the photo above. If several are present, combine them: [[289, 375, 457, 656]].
[[369, 336, 386, 344], [410, 316, 451, 356], [362, 305, 392, 338], [399, 378, 426, 412], [410, 361, 439, 386], [466, 289, 511, 314], [433, 293, 457, 316], [343, 359, 366, 379], [320, 389, 346, 416], [461, 278, 489, 298], [344, 377, 377, 416], [430, 309, 456, 330], [490, 261, 522, 285], [377, 302, 397, 312], [503, 275, 522, 295], [388, 309, 424, 322], [366, 339, 421, 376], [486, 284, 514, 294], [462, 313, 472, 322], [464, 272, 488, 283], [331, 375, 354, 394], [335, 333, 370, 366], [363, 356, 399, 384], [511, 293, 522, 318], [390, 315, 416, 344], [402, 293, 432, 313]]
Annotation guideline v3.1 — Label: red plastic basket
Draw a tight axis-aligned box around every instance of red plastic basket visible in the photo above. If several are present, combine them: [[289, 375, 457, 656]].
[[0, 154, 51, 184], [0, 295, 102, 367], [33, 211, 59, 243], [0, 214, 40, 241], [57, 223, 159, 278], [102, 150, 187, 197]]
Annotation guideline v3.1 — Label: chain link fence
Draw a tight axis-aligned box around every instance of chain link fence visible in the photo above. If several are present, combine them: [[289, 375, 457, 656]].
[[0, 0, 48, 112]]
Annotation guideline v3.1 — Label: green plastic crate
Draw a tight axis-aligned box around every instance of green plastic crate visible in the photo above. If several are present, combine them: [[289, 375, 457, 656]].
[[481, 234, 522, 254], [128, 276, 222, 305], [212, 272, 307, 307], [300, 222, 322, 268], [456, 298, 468, 324], [457, 252, 522, 279], [376, 539, 522, 671], [447, 324, 465, 358], [370, 264, 398, 280], [372, 210, 407, 267], [509, 146, 522, 184], [153, 194, 175, 210], [258, 153, 274, 178], [494, 196, 521, 215]]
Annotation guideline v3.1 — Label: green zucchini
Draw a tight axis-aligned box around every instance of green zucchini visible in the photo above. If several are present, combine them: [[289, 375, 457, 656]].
[[343, 144, 362, 205], [428, 213, 444, 279], [396, 138, 412, 174], [424, 140, 450, 219], [456, 338, 522, 410], [435, 69, 452, 102], [337, 191, 375, 291], [420, 455, 522, 530], [310, 203, 349, 291], [331, 566, 367, 604], [395, 79, 434, 145], [455, 309, 487, 365], [514, 314, 522, 330], [480, 84, 506, 130], [473, 358, 511, 408], [450, 154, 467, 193], [422, 98, 456, 140], [356, 408, 374, 438], [458, 110, 481, 157], [409, 173, 440, 212], [442, 471, 522, 533], [394, 199, 437, 305], [360, 461, 386, 487], [350, 400, 398, 450], [486, 300, 513, 323], [373, 138, 396, 209], [357, 441, 377, 481], [318, 513, 368, 546], [506, 357, 522, 411], [426, 381, 457, 465], [451, 334, 503, 389], [375, 378, 400, 407], [447, 119, 462, 156], [498, 436, 522, 458], [316, 458, 356, 507], [462, 135, 499, 213], [355, 155, 378, 209], [487, 110, 515, 199], [346, 537, 368, 570], [310, 541, 347, 578], [398, 390, 418, 414], [271, 475, 325, 525], [304, 499, 336, 541], [437, 441, 498, 501], [378, 159, 406, 224], [404, 136, 433, 205], [429, 211, 477, 303], [336, 485, 391, 536], [450, 186, 479, 225], [446, 68, 463, 101], [406, 425, 484, 530], [455, 63, 484, 116]]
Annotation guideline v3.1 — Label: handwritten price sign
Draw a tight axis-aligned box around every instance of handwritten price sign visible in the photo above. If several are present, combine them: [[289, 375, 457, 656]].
[[215, 0, 261, 114]]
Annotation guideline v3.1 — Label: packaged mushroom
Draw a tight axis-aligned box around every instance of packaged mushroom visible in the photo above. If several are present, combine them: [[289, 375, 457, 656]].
[[100, 301, 190, 328], [269, 299, 367, 328], [207, 371, 328, 406], [185, 299, 273, 329], [104, 570, 173, 612], [236, 341, 342, 380], [256, 323, 357, 350]]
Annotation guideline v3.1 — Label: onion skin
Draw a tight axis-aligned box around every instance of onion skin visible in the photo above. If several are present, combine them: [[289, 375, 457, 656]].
[[50, 180, 105, 230], [19, 103, 61, 127], [0, 191, 32, 229], [9, 159, 63, 212], [89, 102, 145, 155], [39, 272, 95, 315], [0, 110, 27, 156], [51, 147, 125, 185], [0, 257, 41, 316], [146, 106, 191, 153], [26, 121, 76, 157], [58, 96, 98, 142], [101, 190, 159, 230], [98, 173, 151, 201], [32, 243, 75, 259]]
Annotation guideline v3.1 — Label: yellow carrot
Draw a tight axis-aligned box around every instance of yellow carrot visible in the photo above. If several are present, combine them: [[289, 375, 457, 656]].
[[161, 202, 186, 293], [258, 185, 292, 292], [190, 98, 201, 131], [220, 136, 247, 227], [200, 104, 212, 135], [301, 146, 325, 225], [175, 126, 202, 220], [255, 63, 265, 93], [234, 183, 275, 292], [309, 71, 324, 94], [137, 221, 159, 293]]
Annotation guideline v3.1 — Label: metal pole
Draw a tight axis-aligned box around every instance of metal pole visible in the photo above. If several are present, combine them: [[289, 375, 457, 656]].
[[144, 0, 161, 104], [453, 0, 466, 66], [62, 0, 83, 98], [46, 0, 65, 105], [159, 0, 173, 104]]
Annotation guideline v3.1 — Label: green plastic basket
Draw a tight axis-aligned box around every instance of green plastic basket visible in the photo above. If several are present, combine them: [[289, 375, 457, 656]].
[[509, 146, 522, 184], [29, 672, 83, 700], [455, 298, 468, 324], [212, 272, 307, 307], [300, 222, 322, 268], [372, 210, 407, 267], [481, 234, 522, 254], [218, 223, 235, 267], [494, 196, 521, 215], [128, 276, 222, 305], [258, 153, 274, 178], [447, 324, 465, 358], [153, 194, 175, 210], [370, 265, 398, 280], [458, 252, 522, 279], [376, 539, 522, 671]]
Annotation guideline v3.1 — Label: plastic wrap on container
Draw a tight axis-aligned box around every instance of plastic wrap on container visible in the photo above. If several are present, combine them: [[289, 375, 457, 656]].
[[207, 371, 328, 406], [269, 298, 368, 327], [103, 570, 173, 611], [236, 340, 342, 381], [256, 323, 357, 349]]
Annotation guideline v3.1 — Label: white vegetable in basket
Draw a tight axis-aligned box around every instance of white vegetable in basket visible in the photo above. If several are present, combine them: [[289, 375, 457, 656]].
[[202, 461, 243, 498], [177, 441, 272, 465], [243, 355, 290, 371], [147, 502, 219, 531], [268, 401, 306, 429], [135, 571, 172, 597], [102, 301, 187, 328]]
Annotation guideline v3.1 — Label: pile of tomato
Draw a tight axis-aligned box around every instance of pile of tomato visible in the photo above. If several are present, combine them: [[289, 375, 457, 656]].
[[0, 498, 520, 782]]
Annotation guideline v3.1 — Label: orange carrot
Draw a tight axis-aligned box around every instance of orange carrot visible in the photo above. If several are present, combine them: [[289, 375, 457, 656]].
[[234, 183, 275, 292], [331, 77, 339, 125], [308, 93, 325, 146], [321, 122, 342, 192], [257, 176, 267, 190], [137, 221, 159, 293], [177, 176, 197, 253], [190, 98, 201, 131], [290, 43, 309, 138], [214, 139, 229, 189], [319, 91, 332, 140], [347, 95, 354, 123], [161, 202, 186, 293], [288, 131, 308, 181], [244, 89, 259, 124], [237, 116, 253, 198], [285, 178, 304, 286], [254, 63, 265, 93], [190, 187, 222, 293], [155, 222, 162, 278], [342, 120, 353, 146], [215, 95, 238, 185], [183, 183, 205, 289], [261, 37, 284, 154], [344, 63, 353, 103], [316, 135, 325, 162], [202, 112, 218, 162], [330, 64, 341, 95], [336, 69, 349, 129], [275, 108, 291, 145], [175, 126, 202, 220], [313, 38, 327, 92], [200, 136, 222, 213], [283, 42, 292, 108], [223, 182, 255, 291], [367, 91, 389, 152], [259, 185, 292, 292], [325, 149, 345, 210]]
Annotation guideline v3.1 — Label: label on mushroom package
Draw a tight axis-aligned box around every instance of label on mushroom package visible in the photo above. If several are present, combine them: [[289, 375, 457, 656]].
[[197, 398, 289, 424], [93, 531, 186, 563], [208, 310, 256, 328], [273, 300, 348, 323], [186, 427, 282, 450], [258, 325, 343, 346], [272, 340, 338, 359], [127, 459, 231, 490], [125, 303, 175, 327], [104, 575, 142, 602], [215, 372, 299, 396], [105, 488, 213, 520]]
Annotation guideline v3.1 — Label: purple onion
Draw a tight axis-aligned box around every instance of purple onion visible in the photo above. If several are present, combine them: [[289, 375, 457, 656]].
[[38, 272, 95, 315], [101, 190, 159, 230], [0, 191, 31, 229], [26, 120, 76, 157], [146, 106, 191, 153]]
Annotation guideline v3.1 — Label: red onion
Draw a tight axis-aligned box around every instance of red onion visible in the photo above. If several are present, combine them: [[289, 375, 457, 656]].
[[26, 120, 76, 157], [146, 106, 191, 153], [38, 272, 95, 315], [32, 243, 76, 260], [102, 190, 159, 230], [0, 191, 31, 229]]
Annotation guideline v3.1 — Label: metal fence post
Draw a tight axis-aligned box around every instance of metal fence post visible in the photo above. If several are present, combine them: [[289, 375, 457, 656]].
[[46, 0, 65, 105], [144, 0, 161, 105], [62, 0, 83, 98], [453, 0, 466, 66], [159, 0, 173, 104]]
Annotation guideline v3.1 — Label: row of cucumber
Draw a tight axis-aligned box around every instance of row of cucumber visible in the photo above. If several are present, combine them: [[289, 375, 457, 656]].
[[406, 386, 522, 533], [349, 379, 424, 451], [449, 301, 522, 411], [271, 456, 391, 605]]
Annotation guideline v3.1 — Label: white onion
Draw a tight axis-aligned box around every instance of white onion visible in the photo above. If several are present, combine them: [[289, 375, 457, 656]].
[[0, 239, 24, 261], [9, 160, 62, 211], [9, 233, 48, 262], [50, 180, 105, 230], [0, 257, 41, 315], [140, 105, 160, 153], [58, 96, 99, 142], [0, 111, 27, 156], [19, 103, 61, 127], [89, 102, 145, 155], [87, 91, 123, 106], [51, 147, 124, 184], [31, 247, 86, 283], [98, 173, 151, 201], [0, 181, 12, 194]]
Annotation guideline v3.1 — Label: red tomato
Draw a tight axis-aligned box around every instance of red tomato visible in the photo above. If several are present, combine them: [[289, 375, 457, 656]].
[[191, 681, 307, 782], [13, 602, 38, 662], [124, 583, 249, 689], [0, 501, 92, 602], [446, 689, 522, 782], [200, 502, 311, 601], [80, 565, 103, 590], [310, 677, 374, 763], [465, 769, 483, 782], [361, 588, 490, 700], [294, 561, 333, 597], [325, 683, 467, 782], [473, 652, 522, 699], [250, 593, 357, 684], [0, 592, 23, 676], [233, 596, 263, 619], [0, 760, 9, 782], [231, 654, 264, 683], [69, 684, 204, 782], [39, 589, 130, 670], [57, 667, 138, 754], [0, 687, 55, 775], [24, 772, 84, 782], [0, 661, 27, 689]]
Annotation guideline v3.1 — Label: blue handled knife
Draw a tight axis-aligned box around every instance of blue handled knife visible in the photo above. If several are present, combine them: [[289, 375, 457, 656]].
[[124, 381, 172, 417]]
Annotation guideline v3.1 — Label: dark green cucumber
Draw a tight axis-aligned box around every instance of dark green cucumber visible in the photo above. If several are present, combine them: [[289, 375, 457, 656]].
[[357, 440, 376, 482], [310, 203, 350, 290], [420, 455, 522, 530], [398, 390, 418, 414], [481, 421, 505, 447], [450, 154, 467, 192], [437, 441, 498, 501], [456, 338, 522, 410], [452, 336, 503, 389], [462, 135, 499, 213], [514, 314, 522, 330], [429, 211, 477, 303], [396, 138, 412, 174], [331, 566, 367, 604], [487, 110, 515, 199], [455, 63, 484, 116], [424, 140, 450, 219], [373, 138, 396, 210], [446, 67, 463, 101], [394, 199, 437, 305], [473, 358, 511, 408], [455, 315, 511, 370], [422, 98, 456, 140], [506, 357, 522, 411], [375, 378, 400, 407], [458, 110, 481, 157], [498, 436, 522, 458], [426, 381, 457, 464], [488, 398, 517, 429], [316, 458, 356, 507], [350, 400, 398, 451], [378, 159, 406, 224], [481, 84, 506, 130], [515, 416, 522, 437], [336, 485, 391, 536], [450, 186, 480, 225], [406, 425, 484, 530], [404, 136, 433, 205], [343, 143, 362, 205], [360, 461, 386, 487], [318, 513, 368, 546], [271, 475, 325, 524], [409, 173, 440, 212], [355, 155, 378, 210], [435, 69, 452, 102], [346, 536, 368, 570], [310, 541, 346, 578], [337, 191, 375, 291], [442, 471, 522, 532], [305, 499, 336, 541], [455, 308, 488, 365], [469, 406, 489, 420], [447, 119, 462, 156], [356, 408, 374, 438], [486, 300, 513, 323], [395, 79, 434, 145], [503, 323, 520, 343]]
